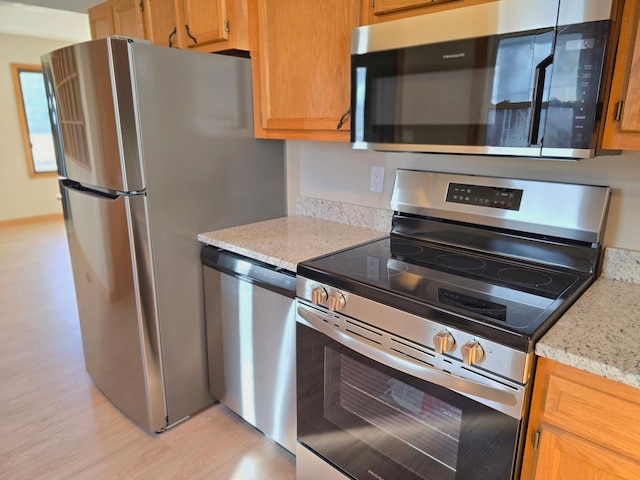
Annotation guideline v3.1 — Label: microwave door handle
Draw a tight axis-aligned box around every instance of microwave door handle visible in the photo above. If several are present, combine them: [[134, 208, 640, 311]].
[[528, 54, 554, 146]]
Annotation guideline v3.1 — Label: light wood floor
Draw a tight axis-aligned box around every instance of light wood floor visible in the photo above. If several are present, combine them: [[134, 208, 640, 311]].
[[0, 219, 296, 480]]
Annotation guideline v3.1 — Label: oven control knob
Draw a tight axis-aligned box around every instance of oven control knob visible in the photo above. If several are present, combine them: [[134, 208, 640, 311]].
[[461, 341, 485, 366], [328, 292, 347, 312], [433, 331, 455, 354], [311, 287, 328, 305]]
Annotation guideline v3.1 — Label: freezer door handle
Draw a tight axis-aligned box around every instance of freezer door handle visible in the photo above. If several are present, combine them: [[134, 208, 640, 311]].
[[60, 179, 120, 200]]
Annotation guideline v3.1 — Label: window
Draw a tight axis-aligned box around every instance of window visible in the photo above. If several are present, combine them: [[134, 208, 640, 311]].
[[11, 63, 57, 176]]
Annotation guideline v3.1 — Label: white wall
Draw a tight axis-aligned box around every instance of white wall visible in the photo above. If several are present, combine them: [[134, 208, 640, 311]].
[[287, 141, 640, 251], [0, 33, 86, 222]]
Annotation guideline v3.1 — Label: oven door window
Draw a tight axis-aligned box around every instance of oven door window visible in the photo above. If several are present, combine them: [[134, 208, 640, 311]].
[[297, 323, 520, 480], [351, 29, 553, 148]]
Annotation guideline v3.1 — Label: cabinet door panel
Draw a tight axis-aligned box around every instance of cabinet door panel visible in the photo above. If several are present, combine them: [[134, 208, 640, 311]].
[[362, 0, 494, 25], [253, 0, 358, 137], [112, 0, 145, 39], [543, 373, 640, 461], [620, 24, 640, 133], [89, 2, 115, 39], [602, 0, 640, 149], [144, 0, 179, 47], [534, 427, 640, 480], [373, 0, 455, 15], [182, 0, 228, 48]]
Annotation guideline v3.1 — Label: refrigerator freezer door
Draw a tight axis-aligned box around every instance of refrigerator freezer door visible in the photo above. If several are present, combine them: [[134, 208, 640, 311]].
[[42, 38, 144, 192], [61, 183, 166, 431]]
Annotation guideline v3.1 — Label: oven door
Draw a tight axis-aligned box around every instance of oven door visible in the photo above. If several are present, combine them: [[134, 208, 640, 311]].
[[296, 305, 523, 480]]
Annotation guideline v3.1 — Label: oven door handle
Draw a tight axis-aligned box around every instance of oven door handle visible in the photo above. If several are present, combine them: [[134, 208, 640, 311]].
[[297, 305, 520, 410]]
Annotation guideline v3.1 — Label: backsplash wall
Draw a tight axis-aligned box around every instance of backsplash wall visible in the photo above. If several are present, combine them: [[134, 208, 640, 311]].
[[286, 141, 640, 251]]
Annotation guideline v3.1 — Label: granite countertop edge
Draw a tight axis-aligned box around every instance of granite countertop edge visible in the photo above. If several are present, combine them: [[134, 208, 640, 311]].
[[198, 215, 386, 274], [535, 247, 640, 389]]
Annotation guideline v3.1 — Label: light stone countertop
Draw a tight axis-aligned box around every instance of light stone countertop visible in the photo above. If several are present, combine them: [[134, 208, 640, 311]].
[[199, 208, 640, 389], [536, 247, 640, 388], [198, 216, 385, 273]]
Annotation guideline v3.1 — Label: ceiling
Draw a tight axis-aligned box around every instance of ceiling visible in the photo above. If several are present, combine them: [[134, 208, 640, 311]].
[[0, 1, 94, 42], [9, 0, 99, 12]]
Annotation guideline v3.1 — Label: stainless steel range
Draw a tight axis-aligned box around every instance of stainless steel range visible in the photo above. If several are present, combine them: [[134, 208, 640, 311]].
[[295, 170, 610, 480]]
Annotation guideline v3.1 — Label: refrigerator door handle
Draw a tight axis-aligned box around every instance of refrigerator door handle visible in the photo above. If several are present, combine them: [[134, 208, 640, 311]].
[[60, 179, 126, 200]]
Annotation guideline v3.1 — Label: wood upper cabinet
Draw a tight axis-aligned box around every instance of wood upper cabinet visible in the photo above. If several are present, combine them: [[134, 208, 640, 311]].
[[112, 0, 146, 38], [88, 0, 145, 39], [88, 2, 115, 39], [180, 0, 229, 49], [520, 358, 640, 480], [144, 0, 249, 52], [249, 0, 359, 140], [143, 0, 179, 47], [361, 0, 495, 25], [602, 0, 640, 150]]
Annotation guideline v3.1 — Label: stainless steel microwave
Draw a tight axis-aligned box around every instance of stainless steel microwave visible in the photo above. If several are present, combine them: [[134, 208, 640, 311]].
[[350, 0, 619, 159]]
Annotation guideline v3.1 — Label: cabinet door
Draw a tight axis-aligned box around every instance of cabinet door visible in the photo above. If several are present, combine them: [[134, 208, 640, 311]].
[[372, 0, 455, 15], [88, 2, 115, 39], [533, 427, 640, 480], [112, 0, 146, 39], [602, 0, 640, 150], [250, 0, 358, 140], [361, 0, 494, 25], [181, 0, 228, 48], [144, 0, 179, 47]]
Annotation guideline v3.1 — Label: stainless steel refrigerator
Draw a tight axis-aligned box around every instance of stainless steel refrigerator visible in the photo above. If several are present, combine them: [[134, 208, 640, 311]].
[[41, 37, 286, 432]]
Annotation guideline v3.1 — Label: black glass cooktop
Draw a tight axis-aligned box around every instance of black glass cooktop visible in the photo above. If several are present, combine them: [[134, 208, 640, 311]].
[[298, 236, 592, 345]]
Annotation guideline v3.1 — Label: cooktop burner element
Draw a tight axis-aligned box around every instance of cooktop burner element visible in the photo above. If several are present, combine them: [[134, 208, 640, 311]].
[[497, 268, 553, 287], [434, 254, 486, 271]]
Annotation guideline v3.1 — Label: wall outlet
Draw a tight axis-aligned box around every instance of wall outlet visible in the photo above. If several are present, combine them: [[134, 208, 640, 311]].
[[370, 166, 385, 193]]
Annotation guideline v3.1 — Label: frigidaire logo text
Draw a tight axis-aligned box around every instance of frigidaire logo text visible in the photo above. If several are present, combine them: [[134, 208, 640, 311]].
[[443, 52, 466, 59]]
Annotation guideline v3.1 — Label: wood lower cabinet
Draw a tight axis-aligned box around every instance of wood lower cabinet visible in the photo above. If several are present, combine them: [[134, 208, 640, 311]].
[[520, 358, 640, 480], [602, 0, 640, 150], [88, 0, 145, 39], [249, 0, 359, 140], [361, 0, 495, 24]]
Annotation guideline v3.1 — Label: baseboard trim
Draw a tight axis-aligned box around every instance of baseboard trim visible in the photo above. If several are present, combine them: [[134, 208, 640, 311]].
[[0, 213, 64, 227]]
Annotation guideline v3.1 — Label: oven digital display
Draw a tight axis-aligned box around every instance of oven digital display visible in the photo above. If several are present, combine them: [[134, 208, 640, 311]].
[[446, 183, 523, 211]]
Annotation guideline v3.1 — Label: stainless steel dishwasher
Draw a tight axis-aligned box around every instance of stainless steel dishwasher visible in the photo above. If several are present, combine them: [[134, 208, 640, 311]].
[[201, 246, 296, 454]]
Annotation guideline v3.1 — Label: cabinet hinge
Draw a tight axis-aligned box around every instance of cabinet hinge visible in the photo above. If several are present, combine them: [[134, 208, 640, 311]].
[[139, 0, 143, 12], [225, 19, 230, 33], [614, 100, 624, 121], [532, 430, 541, 450], [371, 0, 375, 7]]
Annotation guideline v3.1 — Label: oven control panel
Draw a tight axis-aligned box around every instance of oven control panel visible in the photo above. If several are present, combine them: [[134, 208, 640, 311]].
[[297, 277, 534, 385], [446, 183, 523, 211]]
